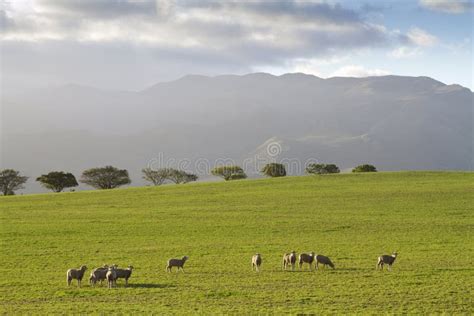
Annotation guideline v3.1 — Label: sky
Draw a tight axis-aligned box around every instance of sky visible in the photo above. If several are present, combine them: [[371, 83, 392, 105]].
[[0, 0, 473, 92]]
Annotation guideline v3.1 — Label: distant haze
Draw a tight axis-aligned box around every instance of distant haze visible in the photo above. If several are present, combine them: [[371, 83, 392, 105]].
[[2, 73, 472, 193]]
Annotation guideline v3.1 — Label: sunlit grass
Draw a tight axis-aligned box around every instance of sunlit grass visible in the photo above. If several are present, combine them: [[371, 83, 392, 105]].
[[1, 172, 473, 313]]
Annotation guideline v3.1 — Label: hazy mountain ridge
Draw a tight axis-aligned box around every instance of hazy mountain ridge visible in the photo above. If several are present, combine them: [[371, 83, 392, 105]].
[[2, 73, 473, 193]]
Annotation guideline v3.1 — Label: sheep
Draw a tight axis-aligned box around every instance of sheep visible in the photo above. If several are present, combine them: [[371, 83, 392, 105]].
[[252, 253, 262, 272], [299, 252, 315, 271], [115, 266, 134, 286], [282, 251, 297, 271], [89, 265, 109, 286], [315, 254, 335, 269], [66, 265, 87, 287], [166, 256, 189, 272], [106, 266, 117, 288], [377, 252, 398, 270]]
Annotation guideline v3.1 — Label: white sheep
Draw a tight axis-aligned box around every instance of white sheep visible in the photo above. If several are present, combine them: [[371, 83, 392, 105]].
[[282, 251, 297, 271], [315, 254, 335, 269], [106, 266, 117, 288], [89, 265, 109, 286], [115, 266, 134, 286], [166, 256, 189, 272], [66, 265, 87, 287], [299, 252, 315, 271], [377, 252, 398, 270], [252, 253, 262, 272]]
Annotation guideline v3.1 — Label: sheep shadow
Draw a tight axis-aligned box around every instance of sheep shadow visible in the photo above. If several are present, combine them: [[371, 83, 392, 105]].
[[335, 267, 366, 271], [433, 268, 474, 272], [127, 283, 176, 289], [282, 267, 364, 273]]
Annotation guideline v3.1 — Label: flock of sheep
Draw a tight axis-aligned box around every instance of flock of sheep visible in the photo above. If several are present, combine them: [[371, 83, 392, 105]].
[[66, 252, 398, 288], [253, 251, 397, 272], [66, 265, 133, 288], [66, 256, 190, 288]]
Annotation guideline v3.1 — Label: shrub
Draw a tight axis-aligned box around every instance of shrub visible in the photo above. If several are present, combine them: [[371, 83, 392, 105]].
[[211, 166, 247, 181], [306, 163, 340, 175], [261, 163, 286, 177], [352, 164, 377, 173]]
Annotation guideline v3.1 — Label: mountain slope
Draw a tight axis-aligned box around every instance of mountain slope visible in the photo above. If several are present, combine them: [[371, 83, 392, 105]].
[[2, 73, 472, 192]]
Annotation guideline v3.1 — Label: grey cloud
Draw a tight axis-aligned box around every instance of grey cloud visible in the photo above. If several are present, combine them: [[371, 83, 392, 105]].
[[302, 25, 388, 51], [32, 0, 365, 26], [181, 0, 361, 24], [1, 40, 253, 92], [36, 0, 160, 19], [175, 18, 247, 42], [231, 1, 361, 24], [3, 0, 390, 51], [0, 10, 13, 31], [0, 0, 403, 92]]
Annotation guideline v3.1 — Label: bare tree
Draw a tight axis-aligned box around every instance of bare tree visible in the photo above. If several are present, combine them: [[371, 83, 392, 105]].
[[142, 168, 170, 186], [167, 169, 198, 184]]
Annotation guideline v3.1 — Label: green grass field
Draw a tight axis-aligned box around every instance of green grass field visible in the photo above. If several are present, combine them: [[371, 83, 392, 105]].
[[1, 172, 473, 314]]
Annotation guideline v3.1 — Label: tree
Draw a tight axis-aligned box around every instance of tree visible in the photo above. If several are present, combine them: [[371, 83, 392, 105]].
[[182, 172, 198, 184], [352, 164, 377, 173], [142, 168, 198, 185], [142, 167, 170, 186], [36, 171, 78, 192], [80, 166, 131, 189], [211, 166, 247, 181], [228, 172, 247, 180], [261, 163, 286, 177], [167, 169, 198, 184], [0, 169, 28, 196], [306, 163, 340, 175]]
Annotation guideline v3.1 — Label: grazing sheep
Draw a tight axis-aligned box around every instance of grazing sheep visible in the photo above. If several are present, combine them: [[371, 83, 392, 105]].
[[252, 253, 262, 272], [166, 256, 189, 272], [315, 254, 335, 269], [66, 265, 87, 287], [106, 266, 117, 288], [377, 252, 398, 270], [282, 251, 297, 271], [115, 266, 134, 286], [299, 252, 315, 271], [89, 265, 109, 286]]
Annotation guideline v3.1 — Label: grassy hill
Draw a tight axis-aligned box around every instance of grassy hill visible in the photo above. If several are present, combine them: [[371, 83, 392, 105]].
[[1, 172, 473, 314]]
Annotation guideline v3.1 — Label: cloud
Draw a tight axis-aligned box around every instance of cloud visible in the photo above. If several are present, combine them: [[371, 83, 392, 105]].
[[389, 46, 422, 59], [406, 27, 438, 47], [330, 65, 391, 77], [419, 0, 473, 14], [0, 9, 13, 31], [0, 0, 402, 89], [34, 0, 160, 18], [388, 27, 437, 59], [1, 0, 437, 91], [253, 56, 350, 78], [1, 1, 389, 56]]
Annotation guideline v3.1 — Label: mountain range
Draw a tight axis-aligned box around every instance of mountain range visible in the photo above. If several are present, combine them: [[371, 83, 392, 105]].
[[2, 73, 473, 193]]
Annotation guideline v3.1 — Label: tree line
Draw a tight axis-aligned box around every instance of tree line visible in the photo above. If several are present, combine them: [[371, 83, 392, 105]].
[[0, 163, 376, 196]]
